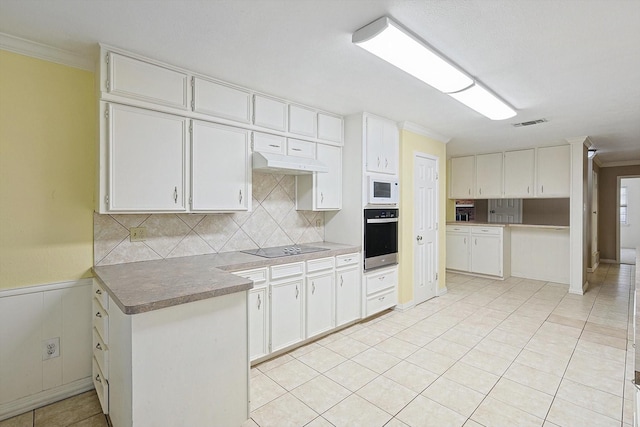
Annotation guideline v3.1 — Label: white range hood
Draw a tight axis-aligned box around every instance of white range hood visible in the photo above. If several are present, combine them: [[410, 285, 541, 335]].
[[253, 152, 328, 175]]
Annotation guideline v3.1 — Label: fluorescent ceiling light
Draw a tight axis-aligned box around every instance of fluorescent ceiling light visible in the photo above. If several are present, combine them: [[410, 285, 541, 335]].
[[353, 16, 516, 120], [449, 83, 517, 120]]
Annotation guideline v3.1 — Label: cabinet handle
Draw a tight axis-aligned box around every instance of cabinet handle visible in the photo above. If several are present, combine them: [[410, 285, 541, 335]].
[[173, 187, 178, 204], [541, 185, 544, 193], [95, 374, 102, 383], [468, 188, 471, 195], [239, 189, 243, 204], [385, 158, 388, 168], [321, 192, 324, 203], [344, 258, 351, 262], [340, 276, 344, 287], [378, 276, 385, 281], [291, 148, 302, 152], [257, 294, 261, 310], [268, 144, 280, 148], [95, 312, 102, 318], [479, 188, 482, 195], [527, 186, 530, 194], [312, 282, 316, 295], [475, 238, 478, 245], [464, 237, 467, 244], [95, 343, 102, 351], [378, 296, 386, 301], [295, 285, 299, 299], [95, 289, 102, 295]]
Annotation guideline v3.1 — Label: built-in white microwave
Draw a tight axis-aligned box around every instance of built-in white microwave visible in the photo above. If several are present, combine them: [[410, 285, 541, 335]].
[[368, 176, 399, 205]]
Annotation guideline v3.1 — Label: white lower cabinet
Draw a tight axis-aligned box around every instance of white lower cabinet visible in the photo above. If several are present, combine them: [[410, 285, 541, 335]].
[[446, 225, 510, 279], [305, 272, 335, 338], [270, 278, 305, 352], [363, 266, 398, 317], [335, 265, 361, 327], [233, 267, 269, 362], [92, 281, 110, 415]]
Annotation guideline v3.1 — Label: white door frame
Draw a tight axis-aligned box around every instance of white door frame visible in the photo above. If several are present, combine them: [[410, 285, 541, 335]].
[[413, 151, 439, 303]]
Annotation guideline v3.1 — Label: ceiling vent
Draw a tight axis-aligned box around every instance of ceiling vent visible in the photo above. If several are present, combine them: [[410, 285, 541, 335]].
[[512, 118, 548, 127]]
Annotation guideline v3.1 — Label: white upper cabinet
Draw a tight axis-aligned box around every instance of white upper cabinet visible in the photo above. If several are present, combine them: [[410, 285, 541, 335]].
[[253, 132, 286, 155], [317, 113, 343, 144], [287, 138, 316, 159], [192, 77, 251, 123], [475, 153, 503, 198], [253, 95, 287, 131], [289, 105, 317, 138], [191, 121, 250, 211], [296, 144, 342, 211], [449, 156, 475, 199], [106, 52, 188, 110], [107, 104, 188, 212], [504, 149, 535, 198], [365, 115, 398, 175], [537, 145, 570, 197]]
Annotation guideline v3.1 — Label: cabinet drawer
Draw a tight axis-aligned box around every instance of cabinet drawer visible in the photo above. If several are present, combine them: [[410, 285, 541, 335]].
[[447, 225, 470, 233], [234, 267, 268, 286], [253, 132, 286, 155], [92, 357, 109, 414], [287, 139, 315, 159], [107, 52, 188, 109], [92, 298, 109, 345], [92, 280, 109, 311], [289, 105, 317, 137], [271, 262, 305, 280], [92, 328, 109, 378], [317, 113, 343, 143], [366, 288, 396, 316], [306, 257, 335, 273], [192, 77, 251, 123], [470, 227, 502, 236], [336, 253, 360, 268], [366, 269, 398, 295]]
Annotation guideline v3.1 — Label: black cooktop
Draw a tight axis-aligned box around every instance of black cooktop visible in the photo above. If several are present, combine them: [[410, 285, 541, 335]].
[[241, 245, 329, 258]]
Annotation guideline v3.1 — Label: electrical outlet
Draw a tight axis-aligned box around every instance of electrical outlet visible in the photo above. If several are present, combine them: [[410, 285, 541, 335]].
[[315, 219, 322, 228], [130, 227, 147, 242], [42, 337, 60, 360]]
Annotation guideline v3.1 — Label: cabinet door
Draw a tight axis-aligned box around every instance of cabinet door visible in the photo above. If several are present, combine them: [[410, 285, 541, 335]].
[[365, 116, 384, 173], [192, 77, 251, 123], [253, 95, 287, 131], [470, 234, 501, 276], [306, 273, 335, 338], [248, 287, 268, 361], [191, 121, 250, 211], [449, 156, 475, 199], [289, 105, 317, 137], [270, 279, 304, 352], [108, 104, 187, 212], [336, 267, 361, 327], [316, 144, 342, 210], [537, 145, 570, 197], [445, 232, 470, 271], [504, 149, 535, 198], [475, 153, 503, 198], [317, 113, 343, 143], [381, 121, 399, 175]]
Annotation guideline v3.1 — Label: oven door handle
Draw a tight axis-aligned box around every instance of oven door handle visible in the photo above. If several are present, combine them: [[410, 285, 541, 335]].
[[366, 218, 399, 224]]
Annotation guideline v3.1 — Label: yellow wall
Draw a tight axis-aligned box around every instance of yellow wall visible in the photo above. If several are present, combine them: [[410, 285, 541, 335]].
[[398, 129, 447, 304], [0, 50, 96, 289]]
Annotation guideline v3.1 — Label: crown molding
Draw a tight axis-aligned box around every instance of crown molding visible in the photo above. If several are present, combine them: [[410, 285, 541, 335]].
[[398, 121, 451, 143], [0, 33, 94, 71], [592, 155, 603, 167], [566, 136, 593, 147], [599, 160, 640, 168]]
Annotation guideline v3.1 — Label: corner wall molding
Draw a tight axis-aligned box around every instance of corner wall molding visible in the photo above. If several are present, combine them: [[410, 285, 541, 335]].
[[0, 32, 94, 71], [398, 121, 451, 143]]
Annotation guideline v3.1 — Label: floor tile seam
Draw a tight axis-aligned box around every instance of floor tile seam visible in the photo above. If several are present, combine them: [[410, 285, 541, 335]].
[[545, 395, 622, 426], [556, 378, 626, 422]]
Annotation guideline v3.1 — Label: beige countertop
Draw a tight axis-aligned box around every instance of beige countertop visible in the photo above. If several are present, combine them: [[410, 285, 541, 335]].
[[93, 242, 360, 315], [446, 221, 569, 229]]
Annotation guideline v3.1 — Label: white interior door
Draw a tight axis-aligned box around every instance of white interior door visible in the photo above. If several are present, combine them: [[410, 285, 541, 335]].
[[414, 154, 438, 305], [488, 199, 522, 223], [591, 170, 598, 264]]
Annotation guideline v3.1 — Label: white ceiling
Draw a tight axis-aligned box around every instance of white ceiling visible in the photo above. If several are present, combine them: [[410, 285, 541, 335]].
[[1, 0, 639, 163]]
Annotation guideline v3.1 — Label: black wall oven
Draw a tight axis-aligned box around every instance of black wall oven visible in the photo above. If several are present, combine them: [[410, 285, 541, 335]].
[[364, 208, 399, 271]]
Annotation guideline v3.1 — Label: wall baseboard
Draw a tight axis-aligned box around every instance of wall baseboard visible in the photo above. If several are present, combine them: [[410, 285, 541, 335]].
[[437, 286, 448, 296], [600, 259, 617, 264], [394, 300, 415, 312], [0, 378, 93, 421]]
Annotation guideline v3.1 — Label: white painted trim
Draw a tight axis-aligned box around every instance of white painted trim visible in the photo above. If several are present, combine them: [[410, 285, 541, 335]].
[[0, 33, 94, 71], [398, 121, 451, 143], [600, 258, 616, 264], [566, 136, 592, 147], [593, 156, 603, 167], [587, 262, 599, 273], [569, 280, 588, 295], [0, 378, 94, 421], [0, 278, 92, 298], [437, 286, 448, 296], [393, 301, 416, 312], [600, 160, 640, 168]]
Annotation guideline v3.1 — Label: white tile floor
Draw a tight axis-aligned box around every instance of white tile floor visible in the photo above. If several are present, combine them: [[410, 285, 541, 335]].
[[246, 264, 635, 427]]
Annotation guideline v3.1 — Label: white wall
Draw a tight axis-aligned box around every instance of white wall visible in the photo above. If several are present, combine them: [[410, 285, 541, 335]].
[[621, 177, 640, 249], [0, 279, 93, 420]]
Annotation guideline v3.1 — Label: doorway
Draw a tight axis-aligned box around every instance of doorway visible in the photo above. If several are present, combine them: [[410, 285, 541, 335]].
[[619, 176, 640, 265], [413, 153, 438, 305]]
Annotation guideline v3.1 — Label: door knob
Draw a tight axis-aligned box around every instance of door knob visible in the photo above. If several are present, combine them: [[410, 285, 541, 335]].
[[416, 235, 423, 241]]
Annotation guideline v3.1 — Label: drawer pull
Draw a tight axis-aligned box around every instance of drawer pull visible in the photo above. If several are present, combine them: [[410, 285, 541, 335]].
[[95, 343, 103, 351], [95, 374, 102, 383], [291, 148, 302, 152], [95, 289, 102, 295], [378, 296, 386, 301], [378, 276, 385, 281], [95, 312, 102, 318], [343, 258, 352, 262], [268, 144, 280, 148]]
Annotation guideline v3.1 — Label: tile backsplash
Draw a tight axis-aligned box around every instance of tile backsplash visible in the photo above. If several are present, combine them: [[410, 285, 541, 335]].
[[94, 173, 325, 266]]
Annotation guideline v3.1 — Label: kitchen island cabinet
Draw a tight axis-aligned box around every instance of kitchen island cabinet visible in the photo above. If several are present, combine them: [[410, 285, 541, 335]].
[[445, 224, 510, 279]]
